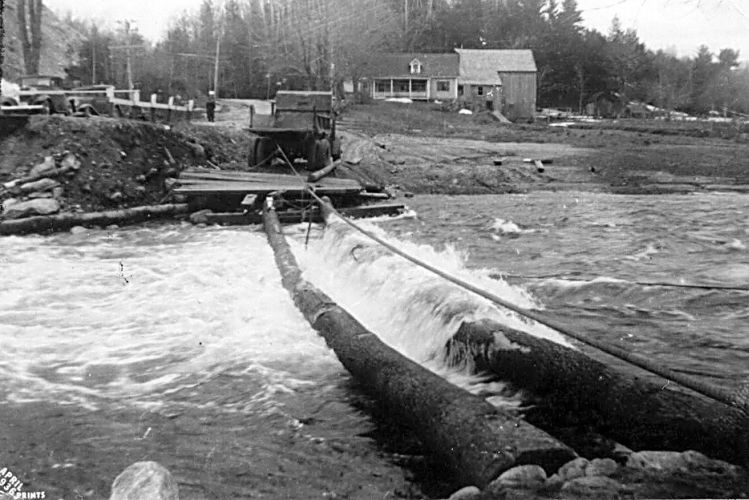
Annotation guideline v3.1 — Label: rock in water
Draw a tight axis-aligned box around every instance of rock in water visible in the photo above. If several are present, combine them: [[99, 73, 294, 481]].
[[561, 476, 623, 498], [2, 198, 60, 219], [446, 485, 481, 500], [109, 461, 179, 500], [488, 465, 547, 492]]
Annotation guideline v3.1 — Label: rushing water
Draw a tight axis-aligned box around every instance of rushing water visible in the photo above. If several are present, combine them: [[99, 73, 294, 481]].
[[1, 191, 748, 498]]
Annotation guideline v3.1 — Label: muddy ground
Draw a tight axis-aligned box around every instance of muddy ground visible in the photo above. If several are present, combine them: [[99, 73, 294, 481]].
[[2, 101, 749, 218]]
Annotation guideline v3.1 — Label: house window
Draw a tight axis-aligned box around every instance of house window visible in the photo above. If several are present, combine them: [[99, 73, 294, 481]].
[[409, 58, 422, 75], [458, 85, 464, 96], [375, 81, 388, 93], [394, 79, 410, 92], [412, 80, 426, 92], [477, 86, 484, 96], [437, 80, 450, 92]]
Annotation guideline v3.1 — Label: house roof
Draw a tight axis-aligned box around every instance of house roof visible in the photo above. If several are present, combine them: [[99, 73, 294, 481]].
[[455, 49, 537, 85], [363, 53, 459, 79]]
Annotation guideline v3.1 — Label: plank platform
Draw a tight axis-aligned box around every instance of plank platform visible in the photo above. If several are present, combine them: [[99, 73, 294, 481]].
[[174, 169, 363, 197]]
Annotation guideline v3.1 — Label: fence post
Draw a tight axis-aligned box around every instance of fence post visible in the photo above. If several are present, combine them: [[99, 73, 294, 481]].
[[150, 93, 157, 122], [167, 96, 174, 123]]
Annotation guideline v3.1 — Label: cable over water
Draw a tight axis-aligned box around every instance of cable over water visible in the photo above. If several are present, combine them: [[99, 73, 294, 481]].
[[303, 190, 749, 415]]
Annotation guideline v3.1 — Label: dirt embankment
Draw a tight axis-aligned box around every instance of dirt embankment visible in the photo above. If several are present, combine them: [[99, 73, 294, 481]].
[[0, 115, 247, 221], [3, 101, 749, 225]]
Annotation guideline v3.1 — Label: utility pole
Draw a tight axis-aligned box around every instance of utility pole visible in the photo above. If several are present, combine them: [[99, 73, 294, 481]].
[[112, 20, 142, 91], [404, 0, 409, 38], [213, 1, 225, 97], [124, 20, 133, 90], [214, 35, 220, 95]]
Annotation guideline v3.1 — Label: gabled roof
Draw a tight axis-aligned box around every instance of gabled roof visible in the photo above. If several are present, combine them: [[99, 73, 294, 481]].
[[363, 53, 459, 79], [455, 49, 537, 85]]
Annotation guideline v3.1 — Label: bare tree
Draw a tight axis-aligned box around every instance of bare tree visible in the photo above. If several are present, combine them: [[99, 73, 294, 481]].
[[1, 0, 5, 86], [16, 0, 43, 75]]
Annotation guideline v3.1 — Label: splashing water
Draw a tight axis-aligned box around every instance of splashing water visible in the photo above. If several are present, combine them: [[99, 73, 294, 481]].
[[0, 225, 339, 410], [292, 216, 571, 404]]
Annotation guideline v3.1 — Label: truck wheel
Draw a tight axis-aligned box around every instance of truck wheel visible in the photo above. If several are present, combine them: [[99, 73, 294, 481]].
[[331, 137, 341, 161], [308, 139, 331, 171], [248, 137, 273, 168]]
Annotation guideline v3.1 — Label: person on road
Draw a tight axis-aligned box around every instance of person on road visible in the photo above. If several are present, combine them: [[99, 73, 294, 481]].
[[206, 91, 216, 122]]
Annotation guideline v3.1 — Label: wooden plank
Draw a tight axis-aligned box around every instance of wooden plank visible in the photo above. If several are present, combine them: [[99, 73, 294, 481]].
[[174, 185, 361, 195], [181, 169, 361, 188]]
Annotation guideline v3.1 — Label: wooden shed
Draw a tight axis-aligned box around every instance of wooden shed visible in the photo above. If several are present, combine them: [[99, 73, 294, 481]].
[[455, 49, 537, 121]]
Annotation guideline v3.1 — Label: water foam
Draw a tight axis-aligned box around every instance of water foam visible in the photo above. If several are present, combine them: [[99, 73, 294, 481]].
[[293, 217, 571, 401], [0, 226, 339, 410]]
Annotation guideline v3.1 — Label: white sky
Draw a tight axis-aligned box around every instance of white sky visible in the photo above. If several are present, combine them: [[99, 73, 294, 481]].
[[44, 0, 749, 59]]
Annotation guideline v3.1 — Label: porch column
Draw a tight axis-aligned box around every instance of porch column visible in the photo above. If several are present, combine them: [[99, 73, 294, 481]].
[[409, 79, 412, 99], [390, 79, 394, 97]]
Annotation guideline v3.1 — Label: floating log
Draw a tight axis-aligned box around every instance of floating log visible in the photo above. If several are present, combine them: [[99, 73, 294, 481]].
[[201, 203, 406, 226], [445, 319, 749, 467], [263, 200, 575, 488], [0, 204, 190, 235], [307, 159, 340, 183]]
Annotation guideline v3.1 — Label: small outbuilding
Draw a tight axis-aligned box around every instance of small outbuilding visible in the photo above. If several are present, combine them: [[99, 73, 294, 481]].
[[455, 49, 537, 121]]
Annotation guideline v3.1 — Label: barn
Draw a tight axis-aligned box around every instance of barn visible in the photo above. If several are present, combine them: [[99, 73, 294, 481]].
[[455, 49, 537, 121]]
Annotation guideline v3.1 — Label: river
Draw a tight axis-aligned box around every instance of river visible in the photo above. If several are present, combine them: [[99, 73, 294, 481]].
[[1, 191, 747, 498]]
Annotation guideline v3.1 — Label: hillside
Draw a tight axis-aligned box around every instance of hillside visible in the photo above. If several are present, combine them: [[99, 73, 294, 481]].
[[2, 0, 84, 81]]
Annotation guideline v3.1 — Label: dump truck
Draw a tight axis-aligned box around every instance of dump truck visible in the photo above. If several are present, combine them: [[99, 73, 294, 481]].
[[247, 90, 340, 171]]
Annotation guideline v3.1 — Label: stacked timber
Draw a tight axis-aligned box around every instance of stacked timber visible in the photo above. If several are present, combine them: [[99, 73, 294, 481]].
[[174, 169, 363, 197]]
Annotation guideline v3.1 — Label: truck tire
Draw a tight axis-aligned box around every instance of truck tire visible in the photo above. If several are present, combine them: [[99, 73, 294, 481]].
[[248, 136, 273, 168], [331, 137, 341, 161], [307, 139, 330, 171]]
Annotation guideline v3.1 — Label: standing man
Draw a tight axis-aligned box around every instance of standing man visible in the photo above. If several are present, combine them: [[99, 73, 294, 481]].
[[206, 90, 216, 123]]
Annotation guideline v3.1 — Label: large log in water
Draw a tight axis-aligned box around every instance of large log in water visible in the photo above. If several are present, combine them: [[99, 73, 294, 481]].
[[0, 203, 190, 235], [446, 319, 749, 466], [263, 202, 576, 488]]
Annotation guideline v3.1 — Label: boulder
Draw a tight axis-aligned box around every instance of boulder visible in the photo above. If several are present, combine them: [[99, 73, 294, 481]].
[[20, 177, 59, 193], [557, 457, 590, 482], [109, 461, 178, 500], [189, 209, 213, 225], [60, 153, 81, 171], [488, 465, 547, 491], [446, 485, 481, 500], [28, 191, 53, 199], [626, 450, 739, 476], [70, 226, 88, 235], [586, 458, 618, 477], [561, 476, 622, 498], [52, 187, 65, 199], [2, 198, 60, 219], [29, 156, 57, 178]]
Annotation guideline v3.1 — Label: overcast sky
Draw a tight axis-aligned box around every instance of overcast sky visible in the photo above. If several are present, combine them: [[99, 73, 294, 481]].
[[44, 0, 749, 59]]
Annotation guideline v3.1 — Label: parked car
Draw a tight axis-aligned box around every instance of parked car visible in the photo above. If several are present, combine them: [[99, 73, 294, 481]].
[[68, 84, 114, 116], [12, 75, 73, 114]]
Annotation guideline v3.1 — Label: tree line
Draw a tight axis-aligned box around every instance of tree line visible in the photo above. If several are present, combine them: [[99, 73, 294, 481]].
[[60, 0, 749, 115]]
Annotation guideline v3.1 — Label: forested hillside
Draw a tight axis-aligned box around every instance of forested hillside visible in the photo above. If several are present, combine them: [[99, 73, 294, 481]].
[[1, 0, 83, 81], [3, 0, 748, 115]]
